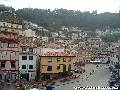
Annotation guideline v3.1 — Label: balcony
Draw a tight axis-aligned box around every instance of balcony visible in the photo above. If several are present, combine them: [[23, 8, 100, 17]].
[[0, 30, 18, 35], [19, 51, 36, 55], [0, 59, 16, 61], [0, 38, 20, 43]]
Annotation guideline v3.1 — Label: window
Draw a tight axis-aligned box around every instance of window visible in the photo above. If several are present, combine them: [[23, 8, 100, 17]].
[[11, 62, 15, 68], [68, 64, 71, 71], [22, 48, 27, 51], [111, 61, 113, 64], [22, 56, 27, 60], [22, 65, 26, 69], [29, 56, 33, 60], [29, 65, 33, 69], [29, 48, 33, 52], [57, 57, 60, 62], [8, 43, 10, 47], [68, 57, 71, 62], [57, 66, 60, 70], [116, 55, 118, 58], [116, 62, 119, 64], [47, 66, 52, 71], [1, 61, 5, 68], [42, 65, 44, 69], [48, 57, 52, 62], [3, 23, 5, 27], [63, 57, 66, 62]]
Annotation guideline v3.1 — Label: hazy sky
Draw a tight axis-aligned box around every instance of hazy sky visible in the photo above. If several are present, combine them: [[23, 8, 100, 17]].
[[0, 0, 120, 13]]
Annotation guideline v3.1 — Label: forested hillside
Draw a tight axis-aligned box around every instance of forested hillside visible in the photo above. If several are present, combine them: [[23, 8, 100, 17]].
[[0, 4, 120, 30]]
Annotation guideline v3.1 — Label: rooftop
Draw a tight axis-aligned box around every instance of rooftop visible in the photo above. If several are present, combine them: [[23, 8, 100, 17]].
[[40, 48, 77, 56], [20, 43, 37, 48], [0, 11, 23, 24]]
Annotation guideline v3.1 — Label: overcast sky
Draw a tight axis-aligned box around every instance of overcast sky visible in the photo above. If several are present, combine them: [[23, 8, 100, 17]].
[[0, 0, 120, 13]]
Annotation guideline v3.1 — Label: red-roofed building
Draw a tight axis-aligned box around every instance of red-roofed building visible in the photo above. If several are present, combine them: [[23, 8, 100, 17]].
[[39, 50, 76, 80]]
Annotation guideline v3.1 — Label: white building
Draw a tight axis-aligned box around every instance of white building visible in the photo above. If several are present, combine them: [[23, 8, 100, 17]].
[[92, 52, 110, 64], [110, 52, 119, 68], [72, 33, 78, 40], [19, 44, 37, 81], [23, 29, 36, 37]]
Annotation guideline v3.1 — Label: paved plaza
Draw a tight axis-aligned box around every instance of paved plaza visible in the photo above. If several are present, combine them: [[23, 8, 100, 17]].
[[1, 64, 111, 90], [53, 64, 111, 90]]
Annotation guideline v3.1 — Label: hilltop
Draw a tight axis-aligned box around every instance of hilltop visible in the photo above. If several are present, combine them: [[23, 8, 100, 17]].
[[0, 4, 120, 32]]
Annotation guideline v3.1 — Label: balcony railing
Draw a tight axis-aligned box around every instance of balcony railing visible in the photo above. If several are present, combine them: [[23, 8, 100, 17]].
[[0, 30, 18, 35], [0, 38, 20, 43], [19, 51, 36, 54]]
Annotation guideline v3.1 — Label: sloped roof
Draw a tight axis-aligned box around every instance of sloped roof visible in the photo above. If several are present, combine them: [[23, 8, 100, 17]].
[[40, 48, 76, 56]]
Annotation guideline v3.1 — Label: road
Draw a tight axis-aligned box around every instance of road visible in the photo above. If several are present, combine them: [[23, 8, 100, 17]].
[[0, 83, 16, 90], [55, 64, 111, 90], [1, 64, 111, 90]]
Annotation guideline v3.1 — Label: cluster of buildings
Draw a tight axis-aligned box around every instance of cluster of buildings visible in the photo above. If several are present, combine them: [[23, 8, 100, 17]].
[[1, 11, 120, 83], [0, 11, 76, 82]]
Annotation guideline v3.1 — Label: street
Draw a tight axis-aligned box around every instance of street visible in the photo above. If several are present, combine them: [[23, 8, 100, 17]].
[[55, 64, 111, 90], [0, 83, 16, 90], [1, 64, 111, 90]]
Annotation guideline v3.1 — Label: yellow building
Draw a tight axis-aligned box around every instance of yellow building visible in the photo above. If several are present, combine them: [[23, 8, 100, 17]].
[[39, 51, 75, 80], [82, 51, 91, 63]]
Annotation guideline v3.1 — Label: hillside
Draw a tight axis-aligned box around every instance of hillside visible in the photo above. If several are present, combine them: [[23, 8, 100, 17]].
[[0, 5, 120, 31]]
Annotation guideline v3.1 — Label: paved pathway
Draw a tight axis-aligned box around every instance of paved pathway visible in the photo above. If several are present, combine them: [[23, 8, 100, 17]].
[[56, 64, 111, 90]]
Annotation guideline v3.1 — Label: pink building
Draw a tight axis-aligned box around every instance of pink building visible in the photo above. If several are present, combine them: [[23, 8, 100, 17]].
[[0, 11, 23, 82]]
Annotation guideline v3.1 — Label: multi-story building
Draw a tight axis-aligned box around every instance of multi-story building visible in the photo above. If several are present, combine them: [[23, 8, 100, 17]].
[[109, 47, 120, 70], [0, 11, 23, 82], [74, 51, 84, 67], [110, 52, 118, 67], [72, 33, 79, 40], [82, 51, 92, 63], [19, 43, 37, 81], [39, 49, 75, 80], [91, 50, 112, 63], [34, 36, 48, 48]]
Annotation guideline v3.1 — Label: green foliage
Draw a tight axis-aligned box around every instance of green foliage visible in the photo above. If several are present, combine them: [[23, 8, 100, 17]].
[[15, 8, 120, 29], [101, 33, 120, 42], [0, 4, 15, 12], [1, 5, 120, 31]]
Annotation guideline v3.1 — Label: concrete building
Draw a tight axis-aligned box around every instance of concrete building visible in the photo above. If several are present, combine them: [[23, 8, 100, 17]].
[[23, 29, 36, 38], [82, 51, 92, 63], [19, 43, 37, 81], [110, 52, 118, 67], [72, 33, 78, 40], [91, 51, 111, 64], [34, 36, 48, 48], [39, 48, 75, 80], [0, 11, 23, 82]]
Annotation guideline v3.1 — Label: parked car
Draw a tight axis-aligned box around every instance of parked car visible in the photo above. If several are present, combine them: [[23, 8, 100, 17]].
[[108, 78, 119, 87]]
